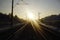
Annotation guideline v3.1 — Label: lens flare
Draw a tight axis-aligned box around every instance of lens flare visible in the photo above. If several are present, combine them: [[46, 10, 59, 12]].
[[27, 13, 35, 20]]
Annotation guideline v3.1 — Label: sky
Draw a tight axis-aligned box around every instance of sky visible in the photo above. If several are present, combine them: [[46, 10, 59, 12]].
[[0, 0, 60, 19]]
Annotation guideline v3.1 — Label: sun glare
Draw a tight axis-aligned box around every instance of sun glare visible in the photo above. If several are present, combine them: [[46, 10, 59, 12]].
[[27, 13, 36, 20]]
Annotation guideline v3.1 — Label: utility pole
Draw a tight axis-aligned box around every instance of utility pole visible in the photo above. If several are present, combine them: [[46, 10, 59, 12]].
[[11, 0, 28, 27], [11, 0, 14, 27]]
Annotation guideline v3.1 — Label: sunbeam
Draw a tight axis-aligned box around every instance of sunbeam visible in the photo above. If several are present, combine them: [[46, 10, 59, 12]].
[[37, 20, 57, 36], [14, 23, 28, 34], [30, 20, 47, 40], [7, 22, 28, 40]]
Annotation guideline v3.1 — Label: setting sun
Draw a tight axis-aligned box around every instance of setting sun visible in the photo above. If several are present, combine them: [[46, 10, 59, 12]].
[[27, 12, 36, 20]]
